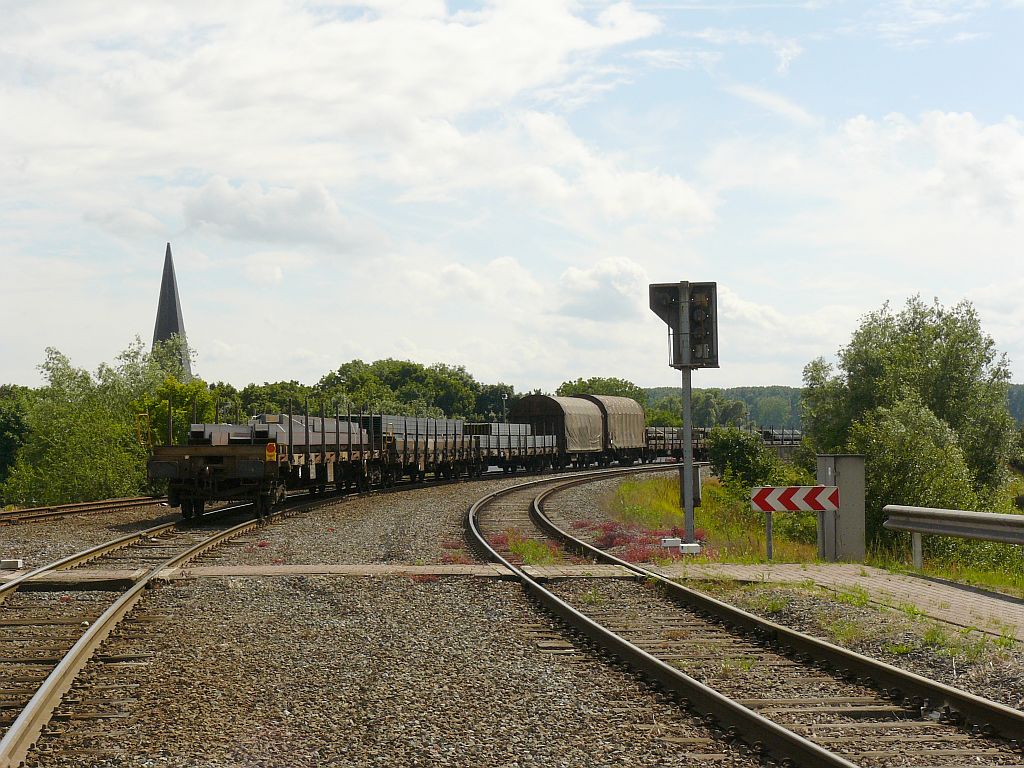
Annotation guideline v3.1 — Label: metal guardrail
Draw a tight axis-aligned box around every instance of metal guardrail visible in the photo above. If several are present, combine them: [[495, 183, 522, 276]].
[[883, 504, 1024, 569]]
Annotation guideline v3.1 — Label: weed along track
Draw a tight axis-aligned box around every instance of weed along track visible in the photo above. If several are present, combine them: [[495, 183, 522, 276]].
[[469, 470, 1024, 768]]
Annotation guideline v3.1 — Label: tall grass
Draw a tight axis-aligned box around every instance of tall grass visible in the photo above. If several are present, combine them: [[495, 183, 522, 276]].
[[612, 474, 817, 563], [614, 472, 1024, 595]]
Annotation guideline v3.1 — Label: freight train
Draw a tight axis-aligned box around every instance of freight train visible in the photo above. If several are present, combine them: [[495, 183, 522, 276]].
[[146, 393, 797, 518]]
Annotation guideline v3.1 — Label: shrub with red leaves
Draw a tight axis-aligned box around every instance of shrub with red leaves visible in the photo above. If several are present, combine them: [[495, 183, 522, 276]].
[[256, 540, 270, 548], [623, 544, 662, 563], [442, 551, 472, 565]]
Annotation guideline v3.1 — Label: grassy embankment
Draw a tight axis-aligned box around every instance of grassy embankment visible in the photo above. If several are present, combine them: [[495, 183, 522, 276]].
[[588, 473, 817, 564], [605, 473, 1024, 598]]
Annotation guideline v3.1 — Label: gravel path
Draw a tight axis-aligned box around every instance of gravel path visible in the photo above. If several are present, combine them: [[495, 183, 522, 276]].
[[27, 576, 767, 768], [1, 503, 181, 567]]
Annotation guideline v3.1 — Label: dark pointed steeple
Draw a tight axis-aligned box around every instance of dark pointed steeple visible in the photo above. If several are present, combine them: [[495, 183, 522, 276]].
[[152, 242, 193, 380]]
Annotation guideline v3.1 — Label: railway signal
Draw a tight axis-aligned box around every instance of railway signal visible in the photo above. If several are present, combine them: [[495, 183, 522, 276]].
[[649, 280, 719, 548]]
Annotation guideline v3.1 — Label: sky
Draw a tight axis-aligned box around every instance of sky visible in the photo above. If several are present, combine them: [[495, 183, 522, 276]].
[[2, 0, 1022, 394]]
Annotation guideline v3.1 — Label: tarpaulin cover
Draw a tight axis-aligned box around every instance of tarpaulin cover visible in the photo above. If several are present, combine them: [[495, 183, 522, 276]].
[[572, 395, 646, 449], [510, 395, 603, 453]]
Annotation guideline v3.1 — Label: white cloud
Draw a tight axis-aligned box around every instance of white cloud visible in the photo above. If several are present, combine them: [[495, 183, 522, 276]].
[[2, 2, 1023, 393], [724, 84, 819, 126], [559, 257, 649, 321], [182, 177, 371, 252], [679, 27, 804, 72], [699, 110, 1024, 372], [382, 111, 712, 229], [628, 47, 722, 69], [858, 1, 988, 45], [240, 250, 315, 285]]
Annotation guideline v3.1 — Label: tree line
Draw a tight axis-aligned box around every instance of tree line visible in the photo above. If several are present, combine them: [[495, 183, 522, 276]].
[[799, 296, 1024, 555], [2, 297, 1022, 521], [645, 386, 801, 429]]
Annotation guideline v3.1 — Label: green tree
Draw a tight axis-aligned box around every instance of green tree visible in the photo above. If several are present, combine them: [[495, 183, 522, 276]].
[[753, 395, 789, 426], [847, 394, 978, 544], [208, 381, 242, 422], [706, 426, 776, 488], [557, 376, 646, 403], [691, 391, 718, 427], [1, 338, 205, 505], [803, 296, 1015, 490], [138, 377, 216, 447], [0, 385, 31, 498], [240, 380, 314, 415], [475, 383, 516, 422], [1009, 384, 1024, 425], [425, 363, 479, 417], [645, 406, 682, 427], [716, 399, 748, 426]]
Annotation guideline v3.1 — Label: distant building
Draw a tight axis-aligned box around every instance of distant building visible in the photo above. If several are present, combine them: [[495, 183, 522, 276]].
[[152, 242, 193, 380]]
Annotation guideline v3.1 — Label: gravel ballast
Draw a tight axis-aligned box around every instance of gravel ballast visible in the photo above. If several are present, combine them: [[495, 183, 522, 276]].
[[1, 503, 180, 567], [542, 472, 1024, 713], [216, 473, 587, 568], [27, 576, 766, 768], [698, 581, 1024, 711]]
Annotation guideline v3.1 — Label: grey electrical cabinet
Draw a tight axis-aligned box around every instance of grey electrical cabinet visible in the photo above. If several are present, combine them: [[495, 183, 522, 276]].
[[816, 454, 866, 562]]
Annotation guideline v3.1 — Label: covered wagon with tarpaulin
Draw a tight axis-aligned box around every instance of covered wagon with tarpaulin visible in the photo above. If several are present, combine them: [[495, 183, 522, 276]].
[[509, 394, 608, 468], [570, 394, 645, 465]]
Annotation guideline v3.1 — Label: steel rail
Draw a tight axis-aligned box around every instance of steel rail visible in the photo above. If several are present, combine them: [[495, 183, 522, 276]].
[[530, 477, 1024, 744], [0, 522, 176, 604], [466, 466, 858, 768], [0, 497, 166, 525], [0, 502, 254, 604], [0, 497, 289, 768], [0, 464, 667, 766]]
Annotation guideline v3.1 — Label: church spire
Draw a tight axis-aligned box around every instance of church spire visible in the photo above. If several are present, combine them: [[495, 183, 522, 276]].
[[152, 242, 193, 380]]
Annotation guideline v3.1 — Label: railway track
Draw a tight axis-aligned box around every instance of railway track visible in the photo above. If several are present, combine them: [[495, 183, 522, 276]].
[[0, 464, 597, 767], [468, 467, 1024, 768], [0, 500, 304, 768], [0, 498, 165, 526]]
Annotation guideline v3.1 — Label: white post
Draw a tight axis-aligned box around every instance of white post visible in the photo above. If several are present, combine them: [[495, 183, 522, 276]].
[[912, 532, 923, 570]]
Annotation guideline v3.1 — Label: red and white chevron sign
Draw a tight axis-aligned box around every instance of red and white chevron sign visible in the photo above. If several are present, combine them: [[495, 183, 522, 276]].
[[751, 485, 839, 513]]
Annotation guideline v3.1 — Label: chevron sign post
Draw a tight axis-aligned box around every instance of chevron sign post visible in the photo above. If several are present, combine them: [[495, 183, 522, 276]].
[[751, 486, 840, 560], [751, 486, 840, 513]]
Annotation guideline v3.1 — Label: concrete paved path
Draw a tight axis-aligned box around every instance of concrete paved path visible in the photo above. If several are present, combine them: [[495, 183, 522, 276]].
[[659, 562, 1024, 641], [4, 560, 1021, 641]]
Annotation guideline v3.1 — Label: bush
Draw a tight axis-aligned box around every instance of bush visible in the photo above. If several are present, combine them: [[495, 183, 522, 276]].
[[847, 393, 978, 545], [707, 427, 775, 488]]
